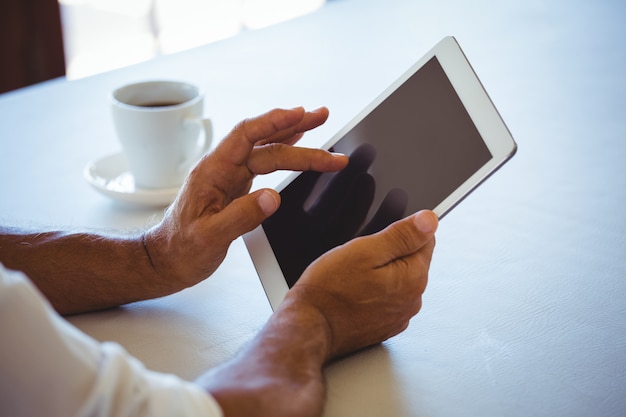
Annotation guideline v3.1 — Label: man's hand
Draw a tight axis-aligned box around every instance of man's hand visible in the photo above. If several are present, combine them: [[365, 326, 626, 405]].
[[197, 210, 438, 417], [144, 107, 348, 291], [0, 107, 346, 315], [289, 209, 438, 359]]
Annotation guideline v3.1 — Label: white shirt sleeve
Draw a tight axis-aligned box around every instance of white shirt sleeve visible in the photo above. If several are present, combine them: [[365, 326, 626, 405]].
[[0, 264, 223, 417]]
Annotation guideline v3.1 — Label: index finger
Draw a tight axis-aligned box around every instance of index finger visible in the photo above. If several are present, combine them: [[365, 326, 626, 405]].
[[217, 107, 329, 166]]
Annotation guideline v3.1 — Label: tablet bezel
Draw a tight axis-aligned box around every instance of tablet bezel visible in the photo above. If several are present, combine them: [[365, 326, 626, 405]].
[[244, 36, 517, 309]]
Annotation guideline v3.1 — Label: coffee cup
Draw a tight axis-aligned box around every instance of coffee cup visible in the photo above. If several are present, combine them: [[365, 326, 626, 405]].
[[111, 80, 212, 189]]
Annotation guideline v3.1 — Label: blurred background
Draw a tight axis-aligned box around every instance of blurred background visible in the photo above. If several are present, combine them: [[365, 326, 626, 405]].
[[59, 0, 327, 79], [0, 0, 327, 92]]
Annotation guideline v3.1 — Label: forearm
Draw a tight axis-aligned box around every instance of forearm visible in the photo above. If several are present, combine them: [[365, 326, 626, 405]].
[[0, 227, 165, 315], [197, 296, 332, 417]]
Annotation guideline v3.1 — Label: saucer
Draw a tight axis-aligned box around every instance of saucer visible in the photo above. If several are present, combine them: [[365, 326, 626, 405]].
[[84, 153, 180, 207]]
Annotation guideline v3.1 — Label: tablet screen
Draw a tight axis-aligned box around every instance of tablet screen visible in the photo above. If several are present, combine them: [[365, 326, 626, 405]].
[[262, 56, 493, 288]]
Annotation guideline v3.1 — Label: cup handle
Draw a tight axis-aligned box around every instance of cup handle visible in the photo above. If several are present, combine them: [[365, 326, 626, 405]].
[[180, 117, 213, 173]]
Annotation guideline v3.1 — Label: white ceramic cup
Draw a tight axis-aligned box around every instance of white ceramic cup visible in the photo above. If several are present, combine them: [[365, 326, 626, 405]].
[[111, 80, 213, 189]]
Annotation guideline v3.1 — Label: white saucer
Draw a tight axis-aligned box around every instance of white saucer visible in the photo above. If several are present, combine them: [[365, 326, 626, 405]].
[[84, 153, 180, 207]]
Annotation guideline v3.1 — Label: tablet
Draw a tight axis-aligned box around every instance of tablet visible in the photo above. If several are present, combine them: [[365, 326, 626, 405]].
[[244, 36, 517, 309]]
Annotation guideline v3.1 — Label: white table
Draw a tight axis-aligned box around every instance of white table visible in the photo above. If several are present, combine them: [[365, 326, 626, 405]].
[[2, 1, 625, 416]]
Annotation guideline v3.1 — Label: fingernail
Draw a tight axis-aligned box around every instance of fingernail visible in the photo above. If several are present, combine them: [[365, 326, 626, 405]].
[[258, 190, 279, 215], [414, 210, 438, 234]]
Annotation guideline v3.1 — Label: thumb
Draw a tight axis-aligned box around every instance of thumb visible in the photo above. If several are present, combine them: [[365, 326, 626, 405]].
[[367, 210, 438, 266], [209, 189, 281, 244]]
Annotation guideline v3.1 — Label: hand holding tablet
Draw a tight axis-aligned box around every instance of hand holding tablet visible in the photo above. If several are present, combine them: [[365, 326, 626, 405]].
[[244, 36, 517, 309], [262, 142, 410, 287]]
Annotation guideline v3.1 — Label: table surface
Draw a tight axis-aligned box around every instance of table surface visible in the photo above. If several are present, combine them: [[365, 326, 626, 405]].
[[2, 1, 625, 416]]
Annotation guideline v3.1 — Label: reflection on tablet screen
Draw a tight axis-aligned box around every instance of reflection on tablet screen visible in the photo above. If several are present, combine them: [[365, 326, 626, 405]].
[[263, 57, 492, 288]]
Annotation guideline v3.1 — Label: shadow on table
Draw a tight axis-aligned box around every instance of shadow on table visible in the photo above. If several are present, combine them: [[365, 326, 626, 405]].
[[324, 344, 416, 416]]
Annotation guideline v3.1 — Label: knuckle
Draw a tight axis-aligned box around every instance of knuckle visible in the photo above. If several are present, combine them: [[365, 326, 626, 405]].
[[262, 143, 286, 171], [388, 222, 418, 253]]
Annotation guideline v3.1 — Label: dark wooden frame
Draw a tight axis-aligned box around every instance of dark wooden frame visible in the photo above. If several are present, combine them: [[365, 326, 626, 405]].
[[1, 0, 66, 94]]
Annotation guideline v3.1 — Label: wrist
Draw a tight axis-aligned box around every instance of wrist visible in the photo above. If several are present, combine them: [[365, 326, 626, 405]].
[[141, 225, 188, 293], [197, 296, 331, 417], [270, 293, 334, 365]]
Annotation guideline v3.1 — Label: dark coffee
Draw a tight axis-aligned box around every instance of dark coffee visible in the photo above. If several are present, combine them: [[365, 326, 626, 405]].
[[136, 101, 184, 107]]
